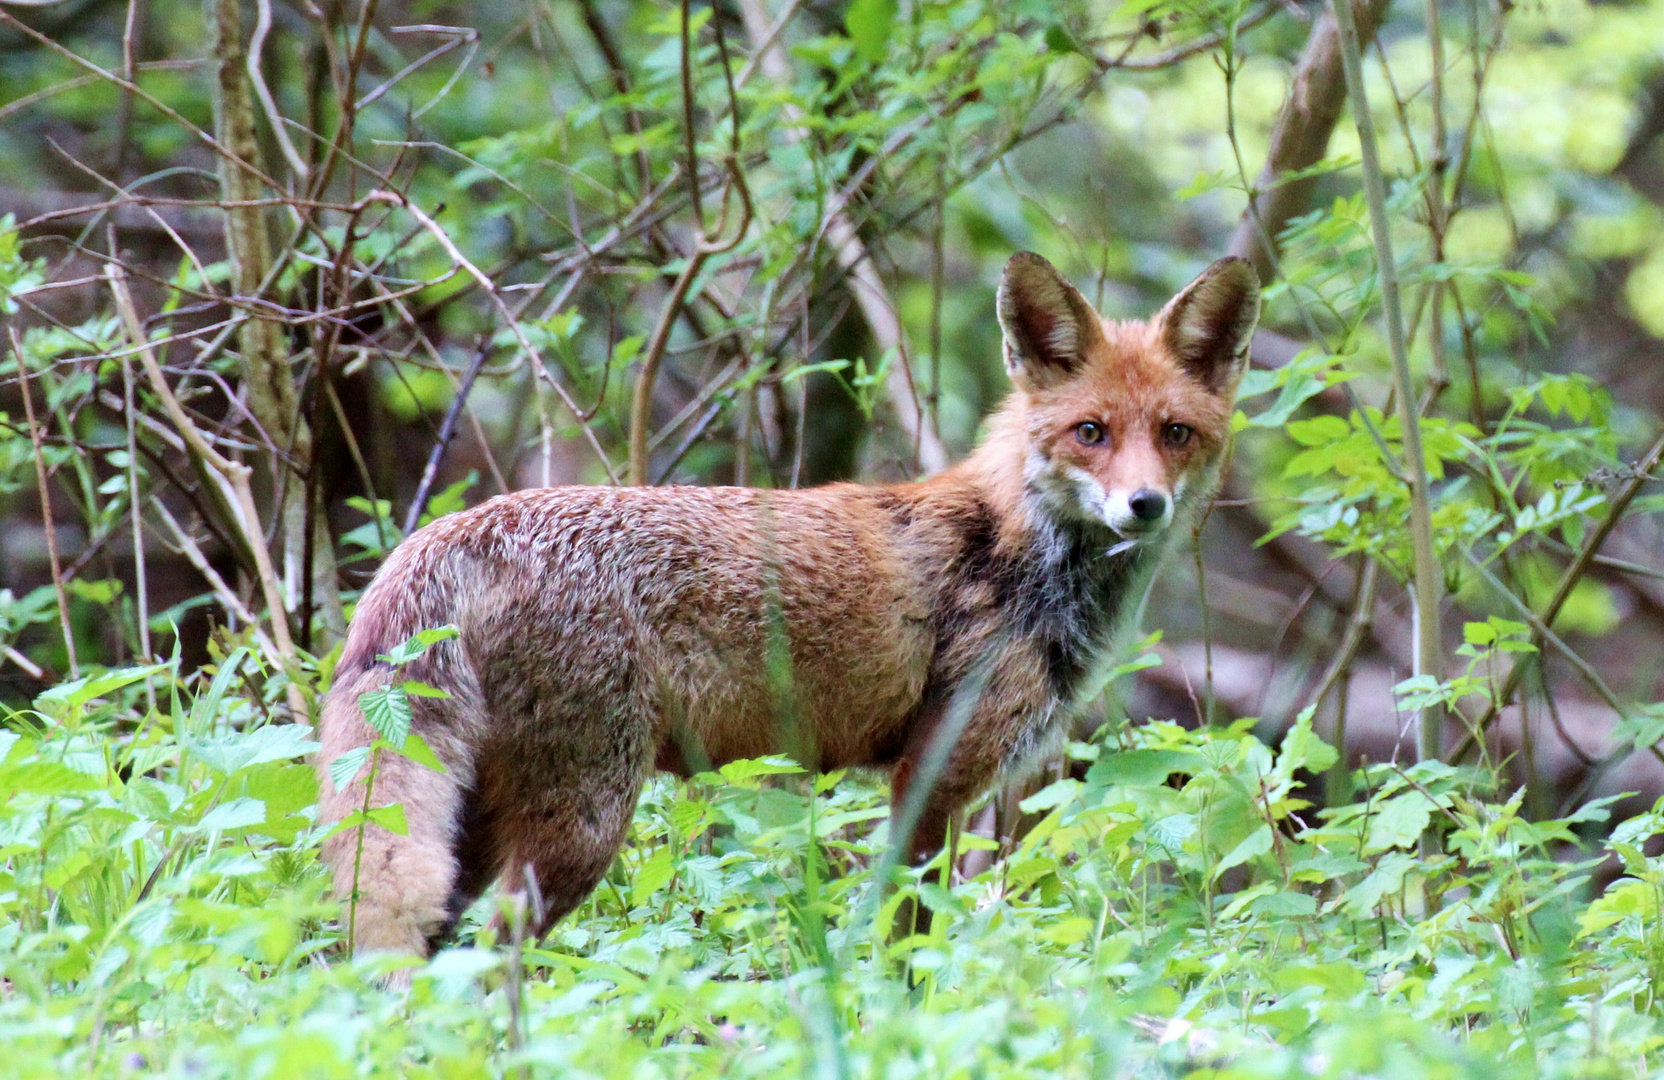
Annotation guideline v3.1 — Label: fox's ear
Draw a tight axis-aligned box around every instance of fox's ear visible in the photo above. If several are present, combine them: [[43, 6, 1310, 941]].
[[997, 252, 1106, 389], [1159, 257, 1261, 394]]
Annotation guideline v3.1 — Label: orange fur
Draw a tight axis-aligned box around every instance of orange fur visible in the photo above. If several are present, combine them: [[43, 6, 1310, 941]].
[[316, 252, 1260, 967]]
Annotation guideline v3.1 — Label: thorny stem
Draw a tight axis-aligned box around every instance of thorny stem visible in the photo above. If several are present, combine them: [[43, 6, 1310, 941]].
[[1329, 0, 1445, 768]]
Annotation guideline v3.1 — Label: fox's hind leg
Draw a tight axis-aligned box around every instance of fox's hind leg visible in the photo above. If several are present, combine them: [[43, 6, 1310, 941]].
[[489, 772, 646, 940], [473, 687, 657, 942]]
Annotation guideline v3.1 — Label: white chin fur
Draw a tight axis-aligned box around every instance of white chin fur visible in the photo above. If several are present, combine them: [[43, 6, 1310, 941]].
[[1033, 459, 1176, 540]]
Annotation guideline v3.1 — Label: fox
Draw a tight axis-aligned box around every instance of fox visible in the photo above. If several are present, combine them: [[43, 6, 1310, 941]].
[[316, 251, 1260, 967]]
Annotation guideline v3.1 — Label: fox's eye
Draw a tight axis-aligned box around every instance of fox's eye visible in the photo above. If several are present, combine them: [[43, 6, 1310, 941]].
[[1075, 421, 1106, 446], [1163, 423, 1193, 447]]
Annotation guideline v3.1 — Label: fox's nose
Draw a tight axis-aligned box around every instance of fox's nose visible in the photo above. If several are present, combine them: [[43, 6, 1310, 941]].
[[1128, 489, 1168, 523]]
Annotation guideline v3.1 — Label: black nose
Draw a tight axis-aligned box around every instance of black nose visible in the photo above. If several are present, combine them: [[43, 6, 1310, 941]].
[[1128, 489, 1168, 522]]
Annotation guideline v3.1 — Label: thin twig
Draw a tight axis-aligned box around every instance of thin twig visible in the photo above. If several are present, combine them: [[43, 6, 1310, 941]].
[[1451, 425, 1664, 762], [11, 329, 78, 678], [107, 266, 306, 715]]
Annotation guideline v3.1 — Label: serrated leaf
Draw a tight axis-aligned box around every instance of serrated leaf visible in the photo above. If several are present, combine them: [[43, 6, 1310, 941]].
[[1147, 813, 1197, 852], [187, 723, 319, 775], [378, 625, 460, 667], [328, 746, 372, 792], [398, 732, 448, 773], [1342, 851, 1416, 916], [713, 755, 804, 788], [359, 686, 412, 749], [1365, 792, 1436, 853], [365, 803, 408, 836], [196, 796, 267, 834]]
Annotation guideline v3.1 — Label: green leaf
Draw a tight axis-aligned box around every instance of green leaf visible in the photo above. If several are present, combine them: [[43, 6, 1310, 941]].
[[1276, 707, 1338, 777], [397, 732, 448, 773], [195, 796, 267, 834], [328, 746, 372, 792], [709, 755, 805, 788], [378, 625, 460, 668], [1086, 749, 1199, 788], [845, 0, 896, 64], [632, 844, 675, 906], [35, 663, 169, 715], [1365, 792, 1436, 853], [1251, 891, 1317, 917], [0, 761, 102, 795], [1343, 851, 1416, 916], [359, 686, 413, 750], [1212, 823, 1273, 881], [365, 804, 408, 836], [1147, 813, 1197, 852], [400, 680, 453, 699], [1019, 778, 1081, 813], [187, 723, 319, 775]]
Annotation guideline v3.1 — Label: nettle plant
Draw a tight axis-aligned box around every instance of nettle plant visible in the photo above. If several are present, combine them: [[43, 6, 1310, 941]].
[[324, 626, 458, 956]]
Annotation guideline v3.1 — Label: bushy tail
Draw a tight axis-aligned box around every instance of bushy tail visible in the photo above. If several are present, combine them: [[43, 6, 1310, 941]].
[[317, 658, 474, 971]]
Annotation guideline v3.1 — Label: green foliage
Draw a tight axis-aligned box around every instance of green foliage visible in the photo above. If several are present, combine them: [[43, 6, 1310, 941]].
[[0, 659, 1658, 1076]]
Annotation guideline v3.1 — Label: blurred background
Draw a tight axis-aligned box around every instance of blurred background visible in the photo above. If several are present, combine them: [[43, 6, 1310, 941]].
[[2, 0, 1663, 827]]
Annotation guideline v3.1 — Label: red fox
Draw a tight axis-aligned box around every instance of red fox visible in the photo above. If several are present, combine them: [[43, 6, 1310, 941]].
[[317, 251, 1259, 964]]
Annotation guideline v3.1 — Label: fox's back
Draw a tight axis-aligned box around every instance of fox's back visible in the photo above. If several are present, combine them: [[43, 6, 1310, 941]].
[[341, 484, 938, 771]]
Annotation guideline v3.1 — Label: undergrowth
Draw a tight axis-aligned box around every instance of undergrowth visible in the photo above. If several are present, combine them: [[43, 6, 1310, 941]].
[[2, 644, 1661, 1078]]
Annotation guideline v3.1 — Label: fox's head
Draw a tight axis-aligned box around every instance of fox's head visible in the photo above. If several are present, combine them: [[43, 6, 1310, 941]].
[[996, 251, 1260, 544]]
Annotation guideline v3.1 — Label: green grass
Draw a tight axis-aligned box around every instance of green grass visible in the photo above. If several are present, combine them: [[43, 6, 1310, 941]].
[[3, 645, 1661, 1079]]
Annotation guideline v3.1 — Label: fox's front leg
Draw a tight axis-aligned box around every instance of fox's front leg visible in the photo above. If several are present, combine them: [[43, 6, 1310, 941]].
[[889, 709, 1012, 867], [890, 652, 1056, 867], [886, 702, 1010, 947]]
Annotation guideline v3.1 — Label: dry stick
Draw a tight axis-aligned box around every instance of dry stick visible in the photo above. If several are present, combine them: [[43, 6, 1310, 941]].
[[1330, 0, 1444, 768], [107, 267, 307, 716], [403, 346, 491, 536], [121, 354, 151, 664], [1451, 425, 1664, 764], [1, 645, 44, 680], [249, 0, 309, 182], [631, 253, 715, 485], [11, 331, 78, 679]]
